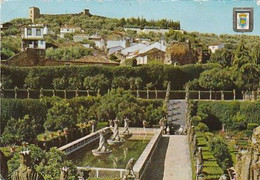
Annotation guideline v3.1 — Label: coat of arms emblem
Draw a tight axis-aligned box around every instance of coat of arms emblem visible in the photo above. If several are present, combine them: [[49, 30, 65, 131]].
[[233, 7, 253, 32], [237, 13, 248, 29]]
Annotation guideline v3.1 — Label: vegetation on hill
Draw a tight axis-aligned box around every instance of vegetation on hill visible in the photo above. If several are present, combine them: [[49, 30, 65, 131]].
[[46, 45, 92, 60], [187, 40, 260, 91]]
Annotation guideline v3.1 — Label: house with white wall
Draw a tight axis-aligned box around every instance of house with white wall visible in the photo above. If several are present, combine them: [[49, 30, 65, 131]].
[[60, 25, 81, 38], [208, 43, 224, 53], [22, 24, 48, 50]]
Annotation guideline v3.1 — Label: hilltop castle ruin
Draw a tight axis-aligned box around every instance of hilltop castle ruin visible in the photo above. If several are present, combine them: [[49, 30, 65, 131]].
[[29, 7, 91, 23]]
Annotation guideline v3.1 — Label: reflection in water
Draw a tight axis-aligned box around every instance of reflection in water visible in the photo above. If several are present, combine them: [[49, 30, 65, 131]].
[[72, 140, 149, 168], [123, 147, 129, 161], [112, 156, 118, 168]]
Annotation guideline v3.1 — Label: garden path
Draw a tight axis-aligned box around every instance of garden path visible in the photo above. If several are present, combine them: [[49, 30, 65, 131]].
[[147, 99, 192, 180]]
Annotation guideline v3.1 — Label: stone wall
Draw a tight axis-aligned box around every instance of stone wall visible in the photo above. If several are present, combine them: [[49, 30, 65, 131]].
[[133, 128, 162, 180]]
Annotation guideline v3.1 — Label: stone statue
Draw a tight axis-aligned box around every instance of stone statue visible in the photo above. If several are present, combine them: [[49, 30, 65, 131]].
[[196, 147, 203, 175], [123, 158, 136, 180], [60, 167, 69, 180], [97, 130, 108, 152], [112, 118, 120, 141], [11, 150, 44, 180], [159, 117, 166, 130], [123, 117, 130, 134], [142, 120, 147, 131]]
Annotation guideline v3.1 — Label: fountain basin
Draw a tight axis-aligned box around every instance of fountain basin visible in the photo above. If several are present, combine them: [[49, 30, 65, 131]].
[[121, 133, 133, 139], [107, 139, 125, 146], [92, 149, 112, 158]]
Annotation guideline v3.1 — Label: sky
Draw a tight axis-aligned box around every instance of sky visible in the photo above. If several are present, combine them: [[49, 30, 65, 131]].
[[1, 0, 260, 35]]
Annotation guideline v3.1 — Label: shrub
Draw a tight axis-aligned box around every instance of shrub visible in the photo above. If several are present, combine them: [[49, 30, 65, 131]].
[[8, 145, 77, 179], [198, 122, 209, 132], [209, 137, 233, 171], [44, 100, 76, 131]]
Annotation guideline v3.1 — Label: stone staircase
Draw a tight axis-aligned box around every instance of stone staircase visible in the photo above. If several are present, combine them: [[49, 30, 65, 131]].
[[167, 99, 187, 127]]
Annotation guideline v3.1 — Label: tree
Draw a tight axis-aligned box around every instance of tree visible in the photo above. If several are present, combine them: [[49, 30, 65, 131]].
[[145, 82, 154, 90], [135, 77, 143, 90], [235, 63, 260, 90], [145, 104, 165, 125], [36, 148, 77, 180], [166, 43, 194, 65], [112, 76, 129, 89], [68, 77, 82, 89], [198, 68, 234, 90], [88, 89, 144, 126], [251, 43, 260, 64], [44, 101, 76, 131], [0, 115, 40, 145], [209, 48, 233, 67], [1, 75, 13, 88], [232, 40, 250, 68], [24, 70, 40, 89], [83, 74, 109, 92], [77, 106, 89, 124], [52, 76, 67, 89]]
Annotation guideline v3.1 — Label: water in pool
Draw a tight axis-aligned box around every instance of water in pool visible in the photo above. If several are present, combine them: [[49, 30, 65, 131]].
[[71, 139, 149, 168]]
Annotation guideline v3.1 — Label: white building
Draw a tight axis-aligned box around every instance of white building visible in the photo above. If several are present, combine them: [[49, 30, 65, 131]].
[[119, 41, 166, 65], [208, 43, 224, 53], [73, 34, 105, 50], [107, 38, 132, 55], [22, 24, 48, 50], [89, 34, 105, 50], [60, 25, 81, 38]]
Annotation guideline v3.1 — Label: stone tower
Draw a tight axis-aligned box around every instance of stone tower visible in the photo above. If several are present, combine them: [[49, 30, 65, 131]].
[[29, 7, 40, 23], [82, 9, 90, 16]]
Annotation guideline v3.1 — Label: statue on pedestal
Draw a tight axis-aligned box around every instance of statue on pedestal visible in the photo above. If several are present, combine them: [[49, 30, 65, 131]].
[[97, 130, 108, 152], [159, 117, 166, 133], [11, 150, 43, 180], [123, 158, 136, 180], [112, 118, 120, 141], [123, 117, 130, 135], [92, 130, 112, 157]]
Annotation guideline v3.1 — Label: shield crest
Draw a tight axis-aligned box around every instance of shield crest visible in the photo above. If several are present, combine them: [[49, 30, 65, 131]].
[[238, 13, 248, 29]]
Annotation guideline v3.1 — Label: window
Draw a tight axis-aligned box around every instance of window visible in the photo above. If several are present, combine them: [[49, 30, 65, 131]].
[[27, 28, 32, 36], [36, 28, 41, 36]]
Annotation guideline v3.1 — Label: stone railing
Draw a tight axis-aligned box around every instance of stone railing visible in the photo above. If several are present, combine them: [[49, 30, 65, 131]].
[[77, 167, 126, 179], [58, 127, 112, 155], [2, 88, 259, 100], [133, 128, 163, 180]]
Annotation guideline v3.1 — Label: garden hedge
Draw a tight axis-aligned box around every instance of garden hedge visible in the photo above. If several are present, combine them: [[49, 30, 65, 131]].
[[192, 100, 260, 131], [1, 63, 220, 90]]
